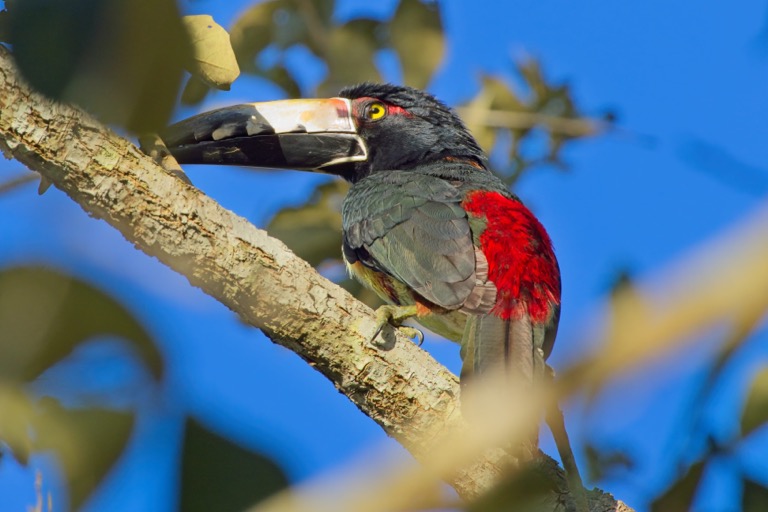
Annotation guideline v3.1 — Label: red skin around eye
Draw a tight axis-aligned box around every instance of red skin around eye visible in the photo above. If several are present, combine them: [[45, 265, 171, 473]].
[[351, 97, 412, 119], [386, 104, 411, 117]]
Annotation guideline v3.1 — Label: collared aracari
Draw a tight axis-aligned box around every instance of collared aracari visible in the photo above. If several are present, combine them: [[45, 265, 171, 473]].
[[160, 83, 561, 394]]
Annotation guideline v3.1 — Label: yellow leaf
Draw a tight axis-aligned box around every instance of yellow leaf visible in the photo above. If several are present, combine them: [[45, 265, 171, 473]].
[[183, 15, 240, 90]]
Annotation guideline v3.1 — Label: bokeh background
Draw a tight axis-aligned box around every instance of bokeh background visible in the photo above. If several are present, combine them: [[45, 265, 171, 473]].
[[1, 0, 768, 510]]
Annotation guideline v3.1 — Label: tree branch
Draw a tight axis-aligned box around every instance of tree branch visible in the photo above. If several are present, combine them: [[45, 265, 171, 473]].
[[0, 46, 630, 511]]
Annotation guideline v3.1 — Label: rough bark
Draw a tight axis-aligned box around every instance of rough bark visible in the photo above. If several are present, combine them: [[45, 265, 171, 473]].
[[0, 46, 631, 512]]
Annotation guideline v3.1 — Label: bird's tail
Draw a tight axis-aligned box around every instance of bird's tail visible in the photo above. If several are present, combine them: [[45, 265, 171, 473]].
[[460, 313, 548, 386], [459, 313, 550, 448]]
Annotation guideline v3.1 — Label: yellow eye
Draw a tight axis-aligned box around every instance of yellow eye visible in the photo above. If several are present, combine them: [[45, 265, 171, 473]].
[[366, 102, 387, 120]]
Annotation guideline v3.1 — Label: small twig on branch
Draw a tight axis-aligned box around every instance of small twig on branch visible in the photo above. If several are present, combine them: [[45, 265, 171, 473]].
[[0, 172, 37, 195]]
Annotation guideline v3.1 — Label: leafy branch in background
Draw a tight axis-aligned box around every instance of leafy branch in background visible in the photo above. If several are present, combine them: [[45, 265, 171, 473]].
[[459, 64, 611, 184]]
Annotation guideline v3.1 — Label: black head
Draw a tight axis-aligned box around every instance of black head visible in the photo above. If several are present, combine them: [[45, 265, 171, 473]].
[[337, 83, 488, 181]]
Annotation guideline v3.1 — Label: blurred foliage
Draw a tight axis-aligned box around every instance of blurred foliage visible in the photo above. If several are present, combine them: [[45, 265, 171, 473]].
[[585, 268, 768, 512], [0, 266, 163, 380], [390, 0, 443, 89], [180, 418, 288, 512], [34, 399, 134, 510], [228, 0, 442, 97], [583, 443, 633, 483], [0, 266, 151, 509], [267, 180, 345, 267], [0, 2, 240, 133], [650, 461, 705, 512], [460, 62, 609, 184], [2, 0, 191, 133], [0, 388, 134, 510], [743, 477, 768, 512], [465, 466, 557, 512], [742, 367, 768, 436], [0, 265, 290, 510]]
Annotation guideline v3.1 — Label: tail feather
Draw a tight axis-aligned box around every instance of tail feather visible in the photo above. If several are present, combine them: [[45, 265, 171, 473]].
[[460, 313, 542, 383], [460, 312, 553, 449]]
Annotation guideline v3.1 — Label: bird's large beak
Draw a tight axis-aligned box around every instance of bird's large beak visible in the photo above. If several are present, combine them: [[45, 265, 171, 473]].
[[160, 98, 367, 171]]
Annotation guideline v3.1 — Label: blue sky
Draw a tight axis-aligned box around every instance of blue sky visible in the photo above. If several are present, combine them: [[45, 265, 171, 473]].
[[1, 0, 768, 510]]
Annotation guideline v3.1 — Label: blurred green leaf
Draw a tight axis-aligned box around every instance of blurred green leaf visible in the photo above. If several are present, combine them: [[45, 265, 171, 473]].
[[7, 0, 191, 132], [288, 0, 336, 57], [462, 76, 525, 153], [0, 7, 9, 42], [584, 443, 633, 482], [183, 15, 240, 90], [267, 181, 347, 266], [180, 418, 288, 512], [231, 0, 336, 65], [181, 75, 213, 106], [0, 385, 35, 465], [741, 366, 768, 437], [744, 478, 768, 512], [318, 19, 384, 96], [519, 59, 551, 105], [231, 0, 320, 75], [465, 465, 557, 512], [230, 0, 447, 96], [6, 0, 97, 97], [256, 64, 302, 98], [34, 398, 134, 510], [0, 266, 163, 381], [518, 58, 580, 124], [459, 60, 599, 181], [390, 0, 444, 89], [547, 133, 567, 166], [650, 460, 705, 512], [481, 76, 526, 112], [229, 1, 280, 73]]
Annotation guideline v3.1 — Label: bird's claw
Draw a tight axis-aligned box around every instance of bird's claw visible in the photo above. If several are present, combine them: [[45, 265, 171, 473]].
[[368, 304, 423, 347], [397, 325, 424, 345], [368, 323, 387, 348]]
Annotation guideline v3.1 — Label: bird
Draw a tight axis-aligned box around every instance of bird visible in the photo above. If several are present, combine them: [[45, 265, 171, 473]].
[[160, 83, 561, 399]]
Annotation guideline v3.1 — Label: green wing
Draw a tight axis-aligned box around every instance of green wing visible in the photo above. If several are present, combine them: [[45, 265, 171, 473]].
[[342, 171, 477, 309]]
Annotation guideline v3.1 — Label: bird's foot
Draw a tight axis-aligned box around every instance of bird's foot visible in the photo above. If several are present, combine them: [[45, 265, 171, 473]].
[[368, 304, 424, 347], [138, 134, 192, 185]]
